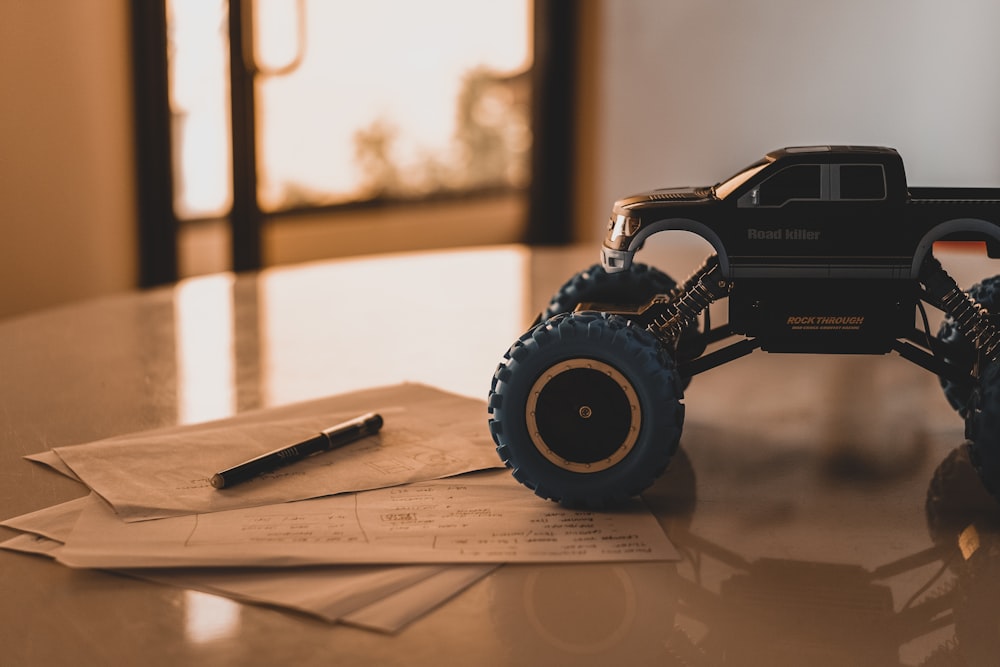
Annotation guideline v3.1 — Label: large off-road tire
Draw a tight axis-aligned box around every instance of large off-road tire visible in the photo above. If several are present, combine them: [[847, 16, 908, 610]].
[[488, 311, 684, 508], [965, 358, 1000, 503], [540, 262, 677, 322], [540, 261, 703, 390], [936, 275, 1000, 413]]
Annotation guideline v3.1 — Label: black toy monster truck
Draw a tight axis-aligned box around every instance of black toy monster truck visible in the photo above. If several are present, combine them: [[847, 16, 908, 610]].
[[488, 145, 1000, 508]]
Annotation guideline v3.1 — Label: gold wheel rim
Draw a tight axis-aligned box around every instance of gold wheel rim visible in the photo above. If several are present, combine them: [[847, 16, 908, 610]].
[[525, 358, 641, 473]]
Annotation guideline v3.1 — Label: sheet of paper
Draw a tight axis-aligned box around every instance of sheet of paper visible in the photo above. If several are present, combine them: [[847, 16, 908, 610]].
[[23, 450, 81, 481], [0, 495, 91, 540], [57, 470, 679, 568], [137, 565, 448, 621], [0, 500, 495, 633], [0, 531, 494, 633], [340, 564, 500, 633], [139, 563, 496, 631], [46, 383, 501, 521], [1, 532, 63, 557]]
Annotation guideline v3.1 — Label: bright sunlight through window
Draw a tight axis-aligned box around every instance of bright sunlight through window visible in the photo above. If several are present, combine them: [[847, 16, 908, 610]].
[[167, 0, 532, 219]]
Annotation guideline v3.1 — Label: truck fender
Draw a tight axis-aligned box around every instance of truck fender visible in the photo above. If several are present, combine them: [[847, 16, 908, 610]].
[[910, 218, 1000, 278], [625, 217, 731, 277]]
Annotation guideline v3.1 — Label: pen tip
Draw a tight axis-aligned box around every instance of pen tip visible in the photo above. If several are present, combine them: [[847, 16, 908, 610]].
[[210, 474, 225, 489], [367, 413, 384, 432]]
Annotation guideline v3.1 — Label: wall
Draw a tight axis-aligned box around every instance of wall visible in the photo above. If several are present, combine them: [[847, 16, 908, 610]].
[[0, 0, 136, 320], [576, 0, 1000, 242]]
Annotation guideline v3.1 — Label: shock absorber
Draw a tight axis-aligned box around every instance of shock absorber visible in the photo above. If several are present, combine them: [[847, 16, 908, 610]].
[[920, 256, 1000, 361], [648, 255, 729, 344]]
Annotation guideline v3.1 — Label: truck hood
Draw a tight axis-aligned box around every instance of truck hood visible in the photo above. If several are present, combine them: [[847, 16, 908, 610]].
[[614, 186, 714, 210], [606, 186, 716, 253]]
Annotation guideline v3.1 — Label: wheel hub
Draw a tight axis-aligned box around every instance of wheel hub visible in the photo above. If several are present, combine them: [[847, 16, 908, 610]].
[[526, 358, 641, 472]]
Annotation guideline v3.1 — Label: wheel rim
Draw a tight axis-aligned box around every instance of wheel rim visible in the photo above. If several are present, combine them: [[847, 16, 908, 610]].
[[525, 358, 641, 473]]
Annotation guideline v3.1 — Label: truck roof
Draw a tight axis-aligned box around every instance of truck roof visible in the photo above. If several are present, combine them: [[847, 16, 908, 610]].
[[766, 145, 899, 160]]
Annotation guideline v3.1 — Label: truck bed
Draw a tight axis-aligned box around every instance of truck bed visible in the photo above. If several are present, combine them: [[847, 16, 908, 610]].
[[908, 187, 1000, 203]]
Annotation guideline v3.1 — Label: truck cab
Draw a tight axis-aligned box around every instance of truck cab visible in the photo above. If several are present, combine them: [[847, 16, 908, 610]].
[[601, 146, 1000, 354], [604, 146, 912, 281]]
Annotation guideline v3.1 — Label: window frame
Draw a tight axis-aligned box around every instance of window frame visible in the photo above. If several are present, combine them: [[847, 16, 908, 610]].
[[739, 164, 826, 208], [131, 0, 576, 285], [737, 161, 888, 209], [832, 163, 887, 202]]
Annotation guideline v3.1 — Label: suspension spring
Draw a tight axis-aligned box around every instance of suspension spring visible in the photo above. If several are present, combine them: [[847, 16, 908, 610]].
[[648, 255, 729, 343], [921, 256, 1000, 361], [669, 254, 720, 301]]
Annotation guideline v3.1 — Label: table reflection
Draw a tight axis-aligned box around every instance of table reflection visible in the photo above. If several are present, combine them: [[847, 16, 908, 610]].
[[170, 247, 531, 427], [183, 590, 243, 644], [481, 441, 1000, 666], [651, 444, 999, 666], [175, 275, 237, 424], [258, 248, 529, 404]]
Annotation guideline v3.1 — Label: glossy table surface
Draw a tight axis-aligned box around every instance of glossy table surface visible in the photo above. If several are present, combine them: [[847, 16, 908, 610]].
[[2, 242, 999, 666]]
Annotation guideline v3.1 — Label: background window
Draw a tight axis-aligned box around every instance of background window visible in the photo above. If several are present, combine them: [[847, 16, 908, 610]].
[[136, 0, 576, 285], [168, 0, 531, 217], [168, 0, 233, 221], [254, 0, 531, 212]]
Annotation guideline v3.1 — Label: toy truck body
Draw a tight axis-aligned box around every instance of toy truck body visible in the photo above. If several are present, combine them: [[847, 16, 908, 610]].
[[489, 146, 1000, 509], [601, 146, 1000, 355]]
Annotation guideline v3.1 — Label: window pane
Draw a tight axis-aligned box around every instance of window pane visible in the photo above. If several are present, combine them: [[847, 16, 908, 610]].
[[253, 0, 533, 211], [839, 165, 885, 200], [758, 165, 821, 206], [167, 0, 233, 220]]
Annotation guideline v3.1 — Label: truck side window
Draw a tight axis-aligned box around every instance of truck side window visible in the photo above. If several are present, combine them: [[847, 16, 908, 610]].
[[757, 165, 821, 206], [838, 164, 886, 200]]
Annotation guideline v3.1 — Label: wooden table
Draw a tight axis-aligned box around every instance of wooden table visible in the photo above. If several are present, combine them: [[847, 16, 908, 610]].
[[2, 243, 998, 666]]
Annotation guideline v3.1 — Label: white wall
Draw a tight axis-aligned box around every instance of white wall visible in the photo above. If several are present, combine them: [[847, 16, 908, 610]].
[[0, 0, 136, 320], [578, 0, 1000, 241]]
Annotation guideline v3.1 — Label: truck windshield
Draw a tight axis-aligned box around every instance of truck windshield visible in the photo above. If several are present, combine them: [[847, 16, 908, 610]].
[[714, 158, 772, 200]]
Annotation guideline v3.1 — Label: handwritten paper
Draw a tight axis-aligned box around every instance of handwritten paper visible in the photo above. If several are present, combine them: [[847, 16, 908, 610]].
[[5, 380, 680, 634], [44, 384, 501, 521], [57, 471, 678, 568], [0, 498, 496, 633]]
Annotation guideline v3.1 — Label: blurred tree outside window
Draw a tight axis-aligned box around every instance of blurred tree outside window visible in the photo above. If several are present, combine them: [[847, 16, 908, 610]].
[[167, 0, 533, 220]]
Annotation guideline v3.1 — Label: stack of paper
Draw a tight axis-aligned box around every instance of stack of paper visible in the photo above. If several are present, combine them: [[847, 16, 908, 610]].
[[1, 383, 678, 633]]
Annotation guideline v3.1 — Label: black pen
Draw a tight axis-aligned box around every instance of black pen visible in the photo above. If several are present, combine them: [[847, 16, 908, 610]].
[[210, 412, 384, 489]]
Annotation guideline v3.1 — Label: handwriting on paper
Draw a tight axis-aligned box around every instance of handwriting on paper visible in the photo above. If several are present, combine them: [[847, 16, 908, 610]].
[[179, 473, 677, 564]]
